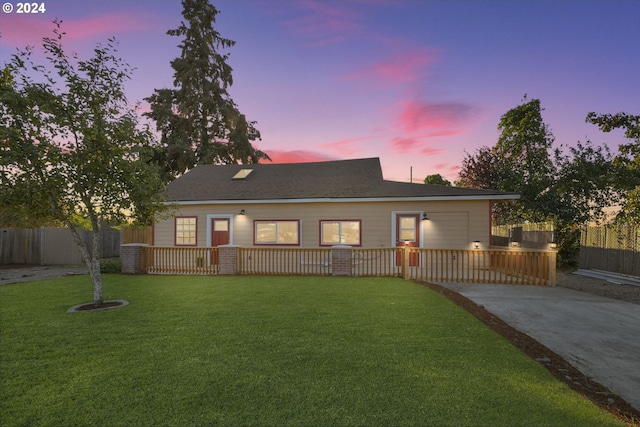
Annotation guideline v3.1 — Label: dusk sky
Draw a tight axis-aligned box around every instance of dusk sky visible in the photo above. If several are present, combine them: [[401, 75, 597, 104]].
[[1, 0, 638, 183]]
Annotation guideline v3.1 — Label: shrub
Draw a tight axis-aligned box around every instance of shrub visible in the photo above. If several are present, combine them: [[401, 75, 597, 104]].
[[100, 258, 121, 274]]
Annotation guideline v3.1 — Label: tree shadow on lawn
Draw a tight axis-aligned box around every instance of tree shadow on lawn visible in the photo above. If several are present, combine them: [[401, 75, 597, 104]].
[[421, 282, 640, 427]]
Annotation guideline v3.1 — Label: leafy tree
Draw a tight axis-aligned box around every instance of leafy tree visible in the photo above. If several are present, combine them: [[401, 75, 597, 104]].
[[457, 146, 503, 188], [493, 97, 556, 222], [0, 23, 166, 306], [457, 97, 557, 224], [145, 0, 269, 181], [458, 97, 620, 265], [550, 141, 620, 263], [586, 112, 640, 225], [423, 174, 452, 186]]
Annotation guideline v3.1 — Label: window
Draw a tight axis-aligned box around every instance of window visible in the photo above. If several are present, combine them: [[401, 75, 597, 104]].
[[399, 216, 416, 242], [255, 220, 300, 245], [320, 220, 361, 246], [175, 217, 197, 246]]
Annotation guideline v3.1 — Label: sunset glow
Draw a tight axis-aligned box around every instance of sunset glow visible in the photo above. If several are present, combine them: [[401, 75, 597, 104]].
[[1, 0, 638, 183]]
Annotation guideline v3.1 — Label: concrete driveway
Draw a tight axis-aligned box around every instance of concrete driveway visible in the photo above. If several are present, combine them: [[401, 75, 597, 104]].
[[438, 282, 640, 411]]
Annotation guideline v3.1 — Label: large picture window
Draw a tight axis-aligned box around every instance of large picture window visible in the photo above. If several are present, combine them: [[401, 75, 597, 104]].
[[175, 216, 197, 246], [320, 220, 361, 246], [255, 220, 300, 245]]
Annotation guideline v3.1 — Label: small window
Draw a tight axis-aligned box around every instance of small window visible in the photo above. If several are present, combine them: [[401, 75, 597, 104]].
[[399, 217, 416, 242], [320, 220, 361, 246], [232, 169, 253, 180], [175, 216, 197, 246], [255, 220, 300, 245]]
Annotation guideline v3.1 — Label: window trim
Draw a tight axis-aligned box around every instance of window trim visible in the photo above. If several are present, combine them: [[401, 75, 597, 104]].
[[174, 216, 197, 246], [319, 219, 362, 247], [253, 220, 301, 246]]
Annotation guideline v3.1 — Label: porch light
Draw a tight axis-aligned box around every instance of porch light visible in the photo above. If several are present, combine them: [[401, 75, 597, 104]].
[[549, 232, 557, 249], [421, 212, 429, 221], [239, 209, 245, 215], [473, 240, 480, 249]]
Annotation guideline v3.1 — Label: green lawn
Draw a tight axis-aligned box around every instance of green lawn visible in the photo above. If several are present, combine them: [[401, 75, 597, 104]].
[[0, 275, 625, 427]]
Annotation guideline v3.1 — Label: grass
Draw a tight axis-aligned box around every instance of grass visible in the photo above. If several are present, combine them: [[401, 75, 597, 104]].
[[0, 275, 626, 427]]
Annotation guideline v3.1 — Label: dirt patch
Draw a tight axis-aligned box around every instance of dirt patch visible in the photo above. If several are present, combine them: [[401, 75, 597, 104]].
[[0, 265, 87, 285], [421, 281, 640, 426]]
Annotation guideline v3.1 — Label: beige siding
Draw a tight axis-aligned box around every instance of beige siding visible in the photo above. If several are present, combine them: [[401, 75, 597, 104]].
[[154, 200, 491, 250]]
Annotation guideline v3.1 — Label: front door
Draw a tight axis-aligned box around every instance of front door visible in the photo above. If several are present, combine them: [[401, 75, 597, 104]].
[[211, 218, 230, 264], [395, 214, 420, 266]]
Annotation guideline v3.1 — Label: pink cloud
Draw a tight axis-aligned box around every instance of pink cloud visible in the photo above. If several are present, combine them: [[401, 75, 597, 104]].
[[264, 150, 336, 164], [397, 100, 479, 133], [391, 137, 444, 155], [343, 50, 436, 88], [420, 146, 446, 156], [0, 13, 148, 48], [320, 135, 377, 156]]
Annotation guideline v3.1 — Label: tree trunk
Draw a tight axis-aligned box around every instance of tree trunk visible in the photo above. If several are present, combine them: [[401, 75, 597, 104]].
[[90, 228, 103, 306], [89, 257, 103, 306], [62, 223, 103, 306]]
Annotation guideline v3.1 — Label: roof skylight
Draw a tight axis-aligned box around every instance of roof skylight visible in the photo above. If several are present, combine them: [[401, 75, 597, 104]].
[[232, 169, 254, 180]]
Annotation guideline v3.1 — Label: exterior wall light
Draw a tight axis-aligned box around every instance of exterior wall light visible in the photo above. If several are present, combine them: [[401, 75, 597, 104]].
[[473, 240, 480, 249], [421, 212, 429, 221], [239, 209, 245, 215]]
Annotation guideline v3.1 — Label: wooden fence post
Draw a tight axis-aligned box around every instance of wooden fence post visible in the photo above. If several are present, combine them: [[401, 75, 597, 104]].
[[548, 250, 557, 286], [402, 245, 410, 280]]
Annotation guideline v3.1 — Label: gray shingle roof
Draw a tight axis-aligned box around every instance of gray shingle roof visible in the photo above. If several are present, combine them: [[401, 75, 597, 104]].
[[167, 157, 518, 201]]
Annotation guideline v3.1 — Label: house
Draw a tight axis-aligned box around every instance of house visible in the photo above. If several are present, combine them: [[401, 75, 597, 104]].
[[153, 158, 519, 252]]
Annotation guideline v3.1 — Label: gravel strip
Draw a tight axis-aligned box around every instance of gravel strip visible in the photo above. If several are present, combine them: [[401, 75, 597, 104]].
[[0, 265, 87, 285], [557, 272, 640, 305]]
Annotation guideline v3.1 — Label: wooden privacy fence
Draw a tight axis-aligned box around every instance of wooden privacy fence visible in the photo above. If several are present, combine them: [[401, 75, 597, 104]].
[[580, 225, 640, 277], [135, 245, 555, 285], [491, 221, 554, 249], [121, 226, 153, 245], [1, 227, 120, 265]]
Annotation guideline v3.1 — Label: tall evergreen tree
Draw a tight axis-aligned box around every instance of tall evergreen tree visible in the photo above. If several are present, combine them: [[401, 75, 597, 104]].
[[145, 0, 269, 181]]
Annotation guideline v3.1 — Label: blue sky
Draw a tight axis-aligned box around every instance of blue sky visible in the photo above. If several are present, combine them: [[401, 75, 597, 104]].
[[1, 0, 638, 182]]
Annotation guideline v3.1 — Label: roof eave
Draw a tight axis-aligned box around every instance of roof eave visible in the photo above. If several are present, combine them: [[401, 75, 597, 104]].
[[165, 194, 520, 205]]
